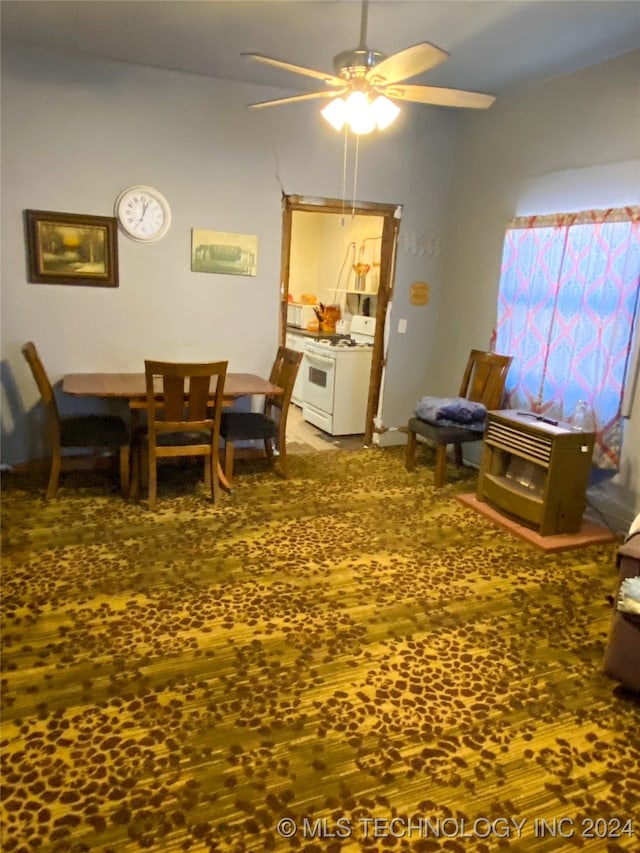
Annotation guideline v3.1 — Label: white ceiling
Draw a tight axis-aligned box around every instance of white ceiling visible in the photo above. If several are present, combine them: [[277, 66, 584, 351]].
[[2, 0, 639, 100]]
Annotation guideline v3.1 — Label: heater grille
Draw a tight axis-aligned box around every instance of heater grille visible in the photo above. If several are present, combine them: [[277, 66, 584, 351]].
[[485, 420, 553, 466]]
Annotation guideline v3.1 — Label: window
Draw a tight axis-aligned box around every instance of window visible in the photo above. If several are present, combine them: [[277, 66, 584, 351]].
[[493, 207, 640, 469]]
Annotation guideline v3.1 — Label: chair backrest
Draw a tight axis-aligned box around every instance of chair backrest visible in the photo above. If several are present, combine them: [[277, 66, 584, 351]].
[[266, 347, 303, 416], [22, 341, 61, 444], [144, 359, 228, 436], [458, 349, 513, 410]]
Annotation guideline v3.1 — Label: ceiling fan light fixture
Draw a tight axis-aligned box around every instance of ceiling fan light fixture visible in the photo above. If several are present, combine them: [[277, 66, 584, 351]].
[[371, 95, 400, 129], [322, 90, 399, 134], [244, 2, 496, 124], [345, 90, 375, 134], [321, 96, 348, 131]]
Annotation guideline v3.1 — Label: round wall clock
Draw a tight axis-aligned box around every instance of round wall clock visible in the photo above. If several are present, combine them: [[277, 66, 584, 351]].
[[114, 185, 171, 242]]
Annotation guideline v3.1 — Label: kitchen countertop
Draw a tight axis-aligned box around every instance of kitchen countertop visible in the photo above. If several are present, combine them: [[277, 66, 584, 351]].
[[286, 325, 348, 342]]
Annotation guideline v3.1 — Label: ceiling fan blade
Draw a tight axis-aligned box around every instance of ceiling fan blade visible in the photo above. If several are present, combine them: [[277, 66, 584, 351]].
[[382, 83, 496, 109], [242, 53, 345, 87], [248, 90, 348, 110], [367, 42, 449, 85]]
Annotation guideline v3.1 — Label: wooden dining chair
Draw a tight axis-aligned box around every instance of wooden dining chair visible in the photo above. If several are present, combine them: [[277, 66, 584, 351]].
[[21, 341, 131, 499], [405, 349, 513, 488], [133, 359, 228, 510], [219, 346, 302, 484]]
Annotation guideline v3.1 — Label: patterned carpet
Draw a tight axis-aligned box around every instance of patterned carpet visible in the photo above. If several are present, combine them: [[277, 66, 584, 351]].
[[2, 448, 639, 853]]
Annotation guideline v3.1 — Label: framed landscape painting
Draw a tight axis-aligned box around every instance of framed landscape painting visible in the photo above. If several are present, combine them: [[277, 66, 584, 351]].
[[25, 210, 119, 287], [191, 229, 257, 276]]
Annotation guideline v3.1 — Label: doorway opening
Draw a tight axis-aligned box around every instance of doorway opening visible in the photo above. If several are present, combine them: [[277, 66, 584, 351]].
[[280, 194, 401, 445]]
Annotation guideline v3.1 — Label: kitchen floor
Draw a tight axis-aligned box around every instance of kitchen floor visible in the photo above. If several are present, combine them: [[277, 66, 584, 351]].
[[286, 404, 368, 453]]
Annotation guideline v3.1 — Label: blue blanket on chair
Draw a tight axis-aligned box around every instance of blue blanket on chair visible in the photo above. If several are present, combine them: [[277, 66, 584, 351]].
[[414, 396, 487, 432]]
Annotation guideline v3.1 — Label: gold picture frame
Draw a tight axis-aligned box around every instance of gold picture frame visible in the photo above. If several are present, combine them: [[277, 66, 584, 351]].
[[25, 209, 119, 287]]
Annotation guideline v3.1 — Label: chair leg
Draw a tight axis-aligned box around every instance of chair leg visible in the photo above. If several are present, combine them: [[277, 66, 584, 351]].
[[131, 443, 149, 498], [210, 454, 220, 504], [224, 440, 235, 484], [147, 450, 157, 510], [434, 445, 448, 488], [130, 446, 140, 499], [217, 459, 233, 494], [119, 446, 130, 497], [454, 442, 464, 467], [45, 450, 62, 500], [277, 441, 289, 478], [276, 422, 289, 478], [264, 437, 275, 469], [405, 428, 417, 472]]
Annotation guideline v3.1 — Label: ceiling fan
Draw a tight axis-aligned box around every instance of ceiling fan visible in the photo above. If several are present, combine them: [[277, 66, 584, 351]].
[[243, 0, 496, 134]]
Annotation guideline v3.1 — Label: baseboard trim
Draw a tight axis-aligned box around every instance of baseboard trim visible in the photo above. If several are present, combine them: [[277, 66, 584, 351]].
[[585, 492, 636, 536]]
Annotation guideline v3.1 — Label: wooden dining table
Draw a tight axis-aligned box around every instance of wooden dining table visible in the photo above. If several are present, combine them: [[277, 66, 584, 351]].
[[62, 371, 284, 494], [63, 372, 282, 405]]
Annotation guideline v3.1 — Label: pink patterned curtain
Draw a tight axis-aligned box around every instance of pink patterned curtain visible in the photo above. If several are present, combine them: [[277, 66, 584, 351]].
[[494, 206, 640, 469]]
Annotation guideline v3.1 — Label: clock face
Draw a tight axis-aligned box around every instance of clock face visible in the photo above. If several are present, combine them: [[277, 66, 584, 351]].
[[115, 186, 171, 242]]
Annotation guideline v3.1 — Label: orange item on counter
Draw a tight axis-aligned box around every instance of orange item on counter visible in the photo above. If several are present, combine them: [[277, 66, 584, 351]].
[[315, 303, 341, 334]]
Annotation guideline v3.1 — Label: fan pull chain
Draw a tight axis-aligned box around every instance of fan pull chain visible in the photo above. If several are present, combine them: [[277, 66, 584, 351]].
[[341, 124, 349, 225], [351, 134, 360, 218]]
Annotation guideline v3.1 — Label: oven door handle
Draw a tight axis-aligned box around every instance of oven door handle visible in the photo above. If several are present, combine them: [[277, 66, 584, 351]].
[[306, 353, 335, 368]]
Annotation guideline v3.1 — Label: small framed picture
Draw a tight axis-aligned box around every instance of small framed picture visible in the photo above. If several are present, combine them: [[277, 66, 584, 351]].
[[191, 229, 257, 277], [25, 209, 119, 287]]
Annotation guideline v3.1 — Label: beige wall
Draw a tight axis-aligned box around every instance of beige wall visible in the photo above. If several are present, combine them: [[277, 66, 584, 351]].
[[0, 42, 457, 465], [435, 50, 640, 525]]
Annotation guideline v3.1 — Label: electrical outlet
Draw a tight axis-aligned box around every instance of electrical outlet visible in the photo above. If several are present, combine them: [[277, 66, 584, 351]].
[[398, 318, 407, 334]]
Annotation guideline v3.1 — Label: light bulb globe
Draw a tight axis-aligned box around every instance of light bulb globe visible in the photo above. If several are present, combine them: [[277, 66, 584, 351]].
[[345, 90, 375, 135], [321, 97, 347, 131], [372, 95, 400, 130]]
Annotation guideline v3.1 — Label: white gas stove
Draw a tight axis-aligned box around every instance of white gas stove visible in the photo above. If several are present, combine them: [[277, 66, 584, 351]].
[[303, 316, 376, 435]]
